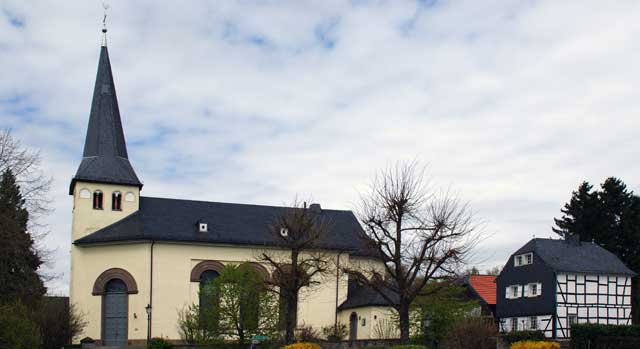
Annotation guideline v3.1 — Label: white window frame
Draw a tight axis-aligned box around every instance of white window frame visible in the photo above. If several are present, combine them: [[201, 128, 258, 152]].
[[514, 253, 533, 267], [529, 316, 538, 330], [525, 282, 542, 297], [511, 318, 518, 332]]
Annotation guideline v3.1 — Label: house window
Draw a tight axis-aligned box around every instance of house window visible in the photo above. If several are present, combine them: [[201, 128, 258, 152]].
[[112, 191, 122, 211], [515, 253, 533, 267], [93, 190, 103, 209], [568, 314, 578, 327], [512, 285, 520, 298], [529, 316, 537, 330], [511, 318, 518, 332]]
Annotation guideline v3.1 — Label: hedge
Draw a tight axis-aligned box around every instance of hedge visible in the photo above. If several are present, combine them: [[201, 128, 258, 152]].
[[501, 331, 545, 345], [570, 323, 640, 348]]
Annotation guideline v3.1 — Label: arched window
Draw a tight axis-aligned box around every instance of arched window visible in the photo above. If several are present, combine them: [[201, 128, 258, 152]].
[[93, 190, 103, 209], [199, 270, 220, 331], [112, 191, 122, 211]]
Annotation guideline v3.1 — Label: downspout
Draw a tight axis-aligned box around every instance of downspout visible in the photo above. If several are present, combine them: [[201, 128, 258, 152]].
[[334, 251, 345, 329], [149, 240, 155, 339]]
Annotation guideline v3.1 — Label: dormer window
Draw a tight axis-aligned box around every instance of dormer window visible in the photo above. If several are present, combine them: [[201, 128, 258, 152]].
[[198, 222, 208, 233], [514, 252, 533, 267], [112, 191, 122, 211], [93, 190, 103, 210]]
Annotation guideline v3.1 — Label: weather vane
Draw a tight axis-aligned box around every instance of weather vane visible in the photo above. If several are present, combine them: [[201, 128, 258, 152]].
[[101, 1, 109, 46]]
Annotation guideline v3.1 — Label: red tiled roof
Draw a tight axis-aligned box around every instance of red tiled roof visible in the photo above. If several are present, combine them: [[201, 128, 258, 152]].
[[468, 275, 496, 305]]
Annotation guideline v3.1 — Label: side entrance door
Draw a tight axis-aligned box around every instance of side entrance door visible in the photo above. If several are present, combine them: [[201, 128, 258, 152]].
[[349, 312, 358, 340], [103, 279, 128, 346]]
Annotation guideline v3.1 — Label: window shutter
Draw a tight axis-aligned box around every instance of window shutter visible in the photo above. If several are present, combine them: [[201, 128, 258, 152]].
[[517, 285, 523, 298], [523, 284, 529, 297], [506, 287, 512, 299], [537, 283, 542, 296]]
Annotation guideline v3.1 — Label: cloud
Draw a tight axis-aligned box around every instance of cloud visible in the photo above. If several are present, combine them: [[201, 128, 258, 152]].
[[1, 0, 639, 294]]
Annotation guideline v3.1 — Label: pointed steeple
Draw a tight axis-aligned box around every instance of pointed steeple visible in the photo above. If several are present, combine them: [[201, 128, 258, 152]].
[[69, 43, 142, 194]]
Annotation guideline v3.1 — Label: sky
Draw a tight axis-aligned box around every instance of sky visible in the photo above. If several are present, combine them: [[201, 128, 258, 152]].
[[1, 1, 639, 295]]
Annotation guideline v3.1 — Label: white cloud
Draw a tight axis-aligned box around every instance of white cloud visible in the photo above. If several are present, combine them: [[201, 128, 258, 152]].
[[1, 0, 639, 294]]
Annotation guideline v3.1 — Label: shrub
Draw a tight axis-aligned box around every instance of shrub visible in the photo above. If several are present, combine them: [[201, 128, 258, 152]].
[[511, 341, 560, 349], [320, 322, 348, 341], [0, 302, 40, 349], [442, 317, 496, 349], [390, 345, 425, 349], [570, 323, 640, 348], [295, 325, 321, 342], [281, 343, 322, 349], [501, 330, 545, 345], [150, 336, 173, 349]]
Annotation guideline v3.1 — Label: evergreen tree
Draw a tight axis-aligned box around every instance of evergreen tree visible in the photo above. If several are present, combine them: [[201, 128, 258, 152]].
[[553, 177, 640, 323], [0, 169, 45, 306]]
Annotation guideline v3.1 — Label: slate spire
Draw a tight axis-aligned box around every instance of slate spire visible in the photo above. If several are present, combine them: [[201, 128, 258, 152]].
[[69, 39, 142, 194]]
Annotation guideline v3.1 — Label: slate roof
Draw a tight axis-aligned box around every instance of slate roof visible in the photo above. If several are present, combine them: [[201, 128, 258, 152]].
[[338, 284, 398, 310], [69, 45, 142, 194], [514, 238, 636, 276], [467, 275, 496, 305], [74, 197, 376, 256]]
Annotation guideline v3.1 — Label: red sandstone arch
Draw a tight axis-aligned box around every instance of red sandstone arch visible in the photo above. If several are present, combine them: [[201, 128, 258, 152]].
[[190, 260, 225, 282], [240, 262, 271, 281], [92, 268, 138, 295]]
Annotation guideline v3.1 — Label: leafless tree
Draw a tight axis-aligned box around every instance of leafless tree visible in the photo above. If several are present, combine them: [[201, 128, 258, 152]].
[[258, 200, 333, 344], [346, 162, 481, 342], [0, 129, 52, 222]]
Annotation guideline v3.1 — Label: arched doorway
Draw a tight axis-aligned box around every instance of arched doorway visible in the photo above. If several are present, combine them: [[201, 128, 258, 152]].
[[349, 312, 358, 340], [103, 279, 128, 346]]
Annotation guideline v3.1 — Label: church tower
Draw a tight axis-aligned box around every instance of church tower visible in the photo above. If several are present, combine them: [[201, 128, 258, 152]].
[[69, 33, 142, 242]]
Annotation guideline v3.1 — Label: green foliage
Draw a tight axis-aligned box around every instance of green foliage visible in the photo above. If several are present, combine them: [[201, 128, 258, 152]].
[[0, 169, 45, 306], [179, 264, 280, 344], [177, 304, 220, 344], [389, 346, 425, 349], [150, 337, 173, 349], [0, 301, 41, 349], [501, 330, 545, 345], [570, 323, 640, 348], [411, 281, 480, 343], [321, 322, 348, 340]]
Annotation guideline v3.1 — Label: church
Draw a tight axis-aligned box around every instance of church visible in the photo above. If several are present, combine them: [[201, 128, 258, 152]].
[[69, 32, 392, 345]]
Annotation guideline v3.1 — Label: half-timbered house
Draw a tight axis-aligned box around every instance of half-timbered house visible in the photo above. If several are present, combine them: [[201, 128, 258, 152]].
[[496, 236, 635, 338]]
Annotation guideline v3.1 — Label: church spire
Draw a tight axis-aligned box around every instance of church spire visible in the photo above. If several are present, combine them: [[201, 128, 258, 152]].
[[69, 32, 142, 194]]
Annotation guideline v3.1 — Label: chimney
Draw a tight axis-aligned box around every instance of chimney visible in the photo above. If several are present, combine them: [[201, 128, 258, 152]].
[[309, 203, 322, 213], [565, 234, 581, 246]]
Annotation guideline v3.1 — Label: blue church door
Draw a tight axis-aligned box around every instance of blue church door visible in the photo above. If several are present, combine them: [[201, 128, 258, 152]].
[[103, 279, 128, 346]]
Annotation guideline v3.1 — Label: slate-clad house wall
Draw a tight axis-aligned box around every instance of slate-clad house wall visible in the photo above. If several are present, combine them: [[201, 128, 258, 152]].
[[496, 237, 635, 339]]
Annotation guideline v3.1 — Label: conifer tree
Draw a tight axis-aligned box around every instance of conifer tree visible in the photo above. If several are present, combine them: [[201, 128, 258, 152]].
[[0, 169, 45, 306]]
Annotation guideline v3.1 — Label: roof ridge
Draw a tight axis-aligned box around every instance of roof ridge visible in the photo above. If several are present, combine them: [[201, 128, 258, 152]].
[[140, 195, 353, 213]]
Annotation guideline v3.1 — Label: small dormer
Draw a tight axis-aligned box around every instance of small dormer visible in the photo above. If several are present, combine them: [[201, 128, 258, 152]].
[[514, 252, 533, 267]]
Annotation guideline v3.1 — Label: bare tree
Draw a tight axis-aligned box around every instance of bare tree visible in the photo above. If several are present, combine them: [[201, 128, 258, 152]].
[[0, 129, 52, 222], [258, 201, 333, 344], [346, 162, 480, 342]]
